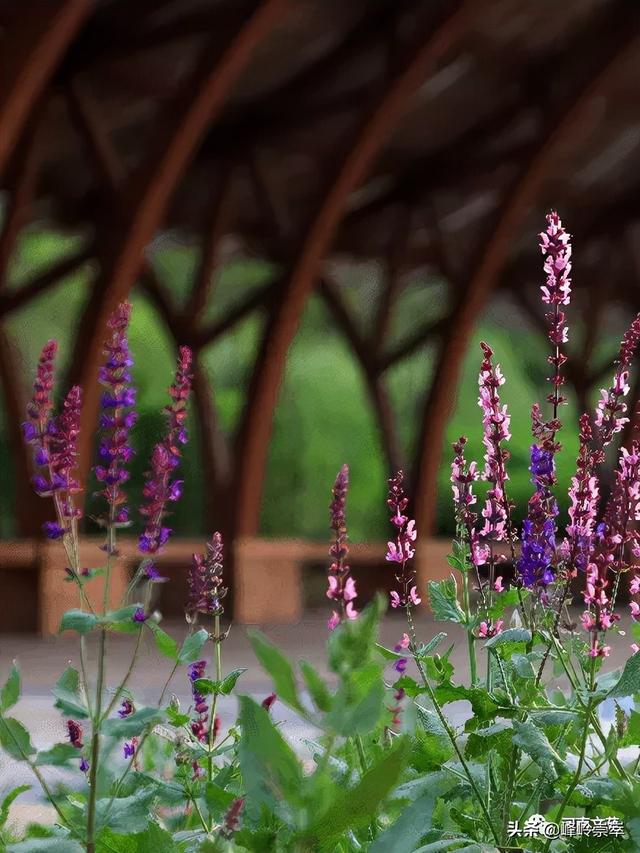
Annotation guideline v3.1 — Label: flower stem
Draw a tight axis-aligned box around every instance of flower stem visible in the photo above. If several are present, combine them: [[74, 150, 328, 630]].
[[207, 611, 222, 783]]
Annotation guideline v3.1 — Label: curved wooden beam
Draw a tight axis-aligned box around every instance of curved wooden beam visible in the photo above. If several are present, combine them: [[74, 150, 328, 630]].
[[233, 1, 474, 536], [412, 28, 640, 538], [0, 0, 90, 175], [68, 0, 289, 487]]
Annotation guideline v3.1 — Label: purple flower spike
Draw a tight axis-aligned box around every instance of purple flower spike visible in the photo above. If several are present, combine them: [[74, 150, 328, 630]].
[[138, 347, 192, 555], [594, 314, 640, 447], [187, 532, 226, 618], [95, 302, 137, 521], [188, 660, 209, 743], [326, 465, 358, 630]]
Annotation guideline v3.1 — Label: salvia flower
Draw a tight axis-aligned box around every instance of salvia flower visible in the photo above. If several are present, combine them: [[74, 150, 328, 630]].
[[132, 607, 147, 623], [261, 693, 277, 711], [117, 698, 134, 719], [139, 346, 192, 554], [67, 719, 83, 749], [386, 471, 420, 609], [594, 314, 640, 447], [478, 619, 504, 639], [188, 660, 209, 742], [222, 797, 245, 838], [517, 445, 558, 589], [326, 465, 358, 630], [79, 757, 89, 773], [94, 302, 137, 524], [393, 633, 410, 675], [538, 211, 571, 422], [123, 740, 136, 760], [187, 532, 226, 619], [564, 415, 599, 573], [477, 343, 511, 542], [451, 437, 488, 568], [23, 340, 57, 444]]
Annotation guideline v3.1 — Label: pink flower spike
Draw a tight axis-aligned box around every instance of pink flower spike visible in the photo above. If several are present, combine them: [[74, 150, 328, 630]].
[[581, 611, 596, 632], [493, 576, 504, 593], [408, 586, 421, 606]]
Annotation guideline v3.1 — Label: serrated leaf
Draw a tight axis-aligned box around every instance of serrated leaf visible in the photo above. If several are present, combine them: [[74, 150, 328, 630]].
[[370, 792, 437, 852], [0, 785, 30, 830], [299, 660, 332, 712], [249, 631, 305, 715], [59, 609, 100, 635], [194, 668, 246, 697], [306, 737, 411, 840], [52, 667, 89, 719], [237, 695, 302, 816], [512, 719, 566, 779], [103, 707, 163, 738], [609, 651, 640, 698], [203, 781, 235, 815], [325, 662, 384, 736], [35, 743, 79, 766], [95, 787, 155, 834], [428, 577, 466, 624], [148, 624, 179, 660], [0, 717, 35, 761], [484, 628, 532, 649], [1, 664, 20, 712], [178, 629, 209, 663]]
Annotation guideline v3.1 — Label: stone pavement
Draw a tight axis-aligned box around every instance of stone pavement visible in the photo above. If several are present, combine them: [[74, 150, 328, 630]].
[[0, 611, 634, 833]]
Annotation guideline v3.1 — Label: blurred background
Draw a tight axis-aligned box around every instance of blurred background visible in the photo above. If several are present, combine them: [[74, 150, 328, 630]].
[[1, 0, 640, 632]]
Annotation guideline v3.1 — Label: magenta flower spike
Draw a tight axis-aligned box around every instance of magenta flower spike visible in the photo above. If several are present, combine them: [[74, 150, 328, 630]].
[[477, 342, 511, 543], [138, 346, 192, 555], [594, 313, 640, 447], [451, 437, 488, 569], [386, 471, 420, 610], [94, 302, 137, 526], [326, 464, 358, 630], [187, 532, 226, 619]]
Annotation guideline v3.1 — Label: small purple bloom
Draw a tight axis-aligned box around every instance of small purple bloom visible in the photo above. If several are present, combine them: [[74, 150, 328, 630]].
[[123, 741, 136, 759], [80, 758, 89, 773], [117, 699, 135, 719], [187, 533, 226, 617], [132, 607, 147, 623], [43, 521, 65, 540]]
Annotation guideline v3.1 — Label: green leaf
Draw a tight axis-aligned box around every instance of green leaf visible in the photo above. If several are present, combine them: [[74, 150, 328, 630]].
[[325, 662, 385, 736], [249, 631, 306, 715], [194, 668, 247, 697], [370, 792, 437, 853], [415, 706, 455, 768], [103, 707, 163, 738], [299, 660, 332, 712], [428, 578, 466, 624], [0, 785, 30, 830], [203, 781, 235, 815], [327, 595, 385, 675], [1, 664, 20, 713], [8, 840, 84, 853], [237, 695, 303, 815], [484, 628, 531, 649], [512, 719, 566, 779], [59, 609, 100, 635], [178, 629, 209, 663], [306, 737, 411, 841], [609, 650, 640, 698], [96, 823, 178, 852], [95, 787, 155, 834], [415, 633, 448, 658], [148, 624, 179, 660], [52, 667, 89, 719], [466, 722, 513, 760], [0, 717, 35, 761], [35, 743, 80, 766]]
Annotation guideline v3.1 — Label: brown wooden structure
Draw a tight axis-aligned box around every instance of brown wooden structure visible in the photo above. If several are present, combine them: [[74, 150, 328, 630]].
[[1, 1, 640, 626]]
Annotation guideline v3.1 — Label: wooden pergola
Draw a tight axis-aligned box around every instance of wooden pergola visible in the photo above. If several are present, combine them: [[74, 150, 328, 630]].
[[1, 0, 640, 617]]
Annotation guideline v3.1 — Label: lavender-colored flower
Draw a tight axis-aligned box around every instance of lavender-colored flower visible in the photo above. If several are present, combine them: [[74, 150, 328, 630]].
[[144, 562, 168, 583], [23, 341, 57, 444], [477, 343, 511, 542], [94, 302, 137, 524], [187, 532, 226, 618], [79, 757, 89, 773], [386, 471, 420, 609], [326, 465, 358, 630], [132, 607, 147, 623], [594, 314, 640, 447], [538, 211, 571, 423], [517, 443, 559, 589], [123, 741, 136, 759], [139, 346, 192, 555]]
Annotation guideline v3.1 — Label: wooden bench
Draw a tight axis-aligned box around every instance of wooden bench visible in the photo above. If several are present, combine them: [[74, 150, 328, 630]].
[[0, 536, 453, 634]]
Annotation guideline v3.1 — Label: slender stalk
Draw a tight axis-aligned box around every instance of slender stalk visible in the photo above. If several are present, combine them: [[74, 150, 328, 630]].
[[207, 612, 222, 782], [461, 570, 477, 684], [404, 604, 500, 845]]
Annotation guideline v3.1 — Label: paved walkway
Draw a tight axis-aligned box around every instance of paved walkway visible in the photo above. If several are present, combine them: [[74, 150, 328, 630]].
[[0, 611, 635, 833]]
